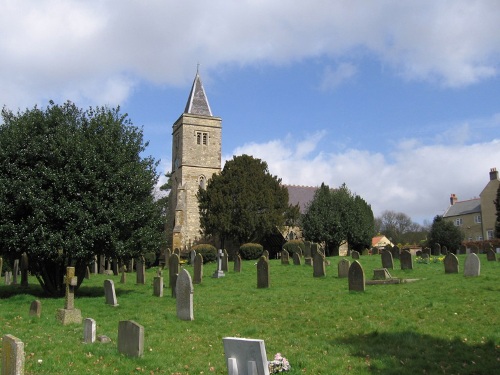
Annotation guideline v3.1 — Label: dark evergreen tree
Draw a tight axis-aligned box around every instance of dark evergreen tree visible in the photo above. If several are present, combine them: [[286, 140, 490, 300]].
[[427, 215, 463, 252], [495, 184, 500, 238]]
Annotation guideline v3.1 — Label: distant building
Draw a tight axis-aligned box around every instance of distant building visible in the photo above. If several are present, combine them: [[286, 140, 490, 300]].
[[443, 168, 499, 241], [371, 235, 393, 249]]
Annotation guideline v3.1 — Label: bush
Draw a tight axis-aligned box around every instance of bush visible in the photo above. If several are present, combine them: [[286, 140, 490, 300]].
[[239, 243, 264, 260], [192, 244, 217, 263], [283, 240, 305, 257]]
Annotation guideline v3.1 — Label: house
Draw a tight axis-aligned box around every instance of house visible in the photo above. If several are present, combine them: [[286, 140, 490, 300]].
[[443, 168, 499, 241], [371, 235, 394, 249]]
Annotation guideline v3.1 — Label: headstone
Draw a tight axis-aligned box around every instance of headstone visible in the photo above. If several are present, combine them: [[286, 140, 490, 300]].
[[12, 259, 19, 285], [120, 265, 127, 283], [2, 334, 24, 375], [337, 259, 350, 278], [351, 251, 360, 260], [313, 251, 325, 277], [304, 257, 313, 266], [422, 247, 431, 256], [136, 256, 146, 285], [486, 249, 496, 261], [5, 271, 12, 285], [311, 243, 319, 258], [112, 259, 119, 276], [281, 249, 290, 265], [348, 261, 365, 292], [104, 279, 119, 307], [464, 253, 480, 277], [432, 243, 441, 256], [128, 258, 134, 273], [304, 241, 312, 258], [292, 252, 302, 266], [20, 253, 29, 287], [174, 248, 181, 257], [169, 253, 180, 288], [257, 256, 269, 288], [459, 244, 467, 255], [234, 254, 242, 273], [29, 300, 42, 318], [56, 267, 82, 325], [153, 276, 163, 297], [391, 245, 400, 260], [212, 250, 225, 278], [92, 255, 98, 274], [400, 250, 413, 270], [83, 318, 96, 344], [193, 253, 203, 284], [444, 253, 459, 274], [381, 250, 394, 269], [99, 255, 105, 274], [176, 269, 194, 321], [0, 257, 3, 276], [85, 266, 90, 280], [118, 320, 144, 358], [222, 249, 229, 272], [190, 250, 197, 265], [262, 250, 269, 260], [441, 246, 448, 255], [373, 268, 392, 280], [222, 337, 269, 375]]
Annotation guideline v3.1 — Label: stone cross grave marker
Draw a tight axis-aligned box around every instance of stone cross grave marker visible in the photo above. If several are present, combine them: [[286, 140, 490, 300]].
[[400, 250, 413, 270], [313, 250, 325, 277], [153, 276, 163, 297], [348, 261, 365, 292], [83, 318, 96, 344], [29, 300, 42, 318], [223, 337, 270, 375], [234, 254, 242, 273], [444, 253, 459, 274], [292, 252, 302, 266], [118, 320, 144, 358], [193, 253, 203, 284], [169, 254, 180, 297], [281, 249, 290, 265], [337, 259, 350, 278], [212, 250, 225, 278], [176, 269, 194, 321], [381, 250, 394, 269], [56, 267, 82, 325], [257, 256, 269, 289], [136, 256, 146, 285], [20, 252, 29, 287], [464, 253, 480, 277], [2, 334, 25, 375], [104, 279, 119, 306]]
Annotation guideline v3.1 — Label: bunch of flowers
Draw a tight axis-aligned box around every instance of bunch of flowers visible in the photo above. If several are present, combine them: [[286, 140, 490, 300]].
[[268, 353, 291, 374]]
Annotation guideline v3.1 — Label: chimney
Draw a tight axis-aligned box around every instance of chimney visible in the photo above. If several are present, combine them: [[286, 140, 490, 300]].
[[449, 194, 457, 205], [490, 167, 498, 181]]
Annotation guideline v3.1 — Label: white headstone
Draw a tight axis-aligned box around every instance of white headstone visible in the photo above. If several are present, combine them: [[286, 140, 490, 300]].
[[176, 269, 194, 321], [83, 318, 96, 343], [223, 337, 269, 375]]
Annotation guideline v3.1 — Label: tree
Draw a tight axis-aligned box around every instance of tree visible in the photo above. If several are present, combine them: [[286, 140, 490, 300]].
[[197, 154, 290, 249], [0, 101, 164, 296], [427, 215, 463, 252], [348, 195, 375, 251], [375, 210, 427, 245]]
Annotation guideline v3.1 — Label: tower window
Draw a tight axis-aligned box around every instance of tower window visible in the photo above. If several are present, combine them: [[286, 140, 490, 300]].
[[196, 131, 209, 145]]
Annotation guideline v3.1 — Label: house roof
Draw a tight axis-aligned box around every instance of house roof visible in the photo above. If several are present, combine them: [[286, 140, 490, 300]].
[[443, 198, 481, 217], [285, 185, 317, 214], [184, 71, 212, 116], [372, 236, 384, 246]]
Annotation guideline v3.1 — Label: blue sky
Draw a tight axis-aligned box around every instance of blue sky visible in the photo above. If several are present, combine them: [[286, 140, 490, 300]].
[[1, 1, 500, 224]]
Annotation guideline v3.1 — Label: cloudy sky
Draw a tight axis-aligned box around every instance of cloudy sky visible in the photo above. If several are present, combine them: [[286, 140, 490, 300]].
[[2, 1, 500, 224]]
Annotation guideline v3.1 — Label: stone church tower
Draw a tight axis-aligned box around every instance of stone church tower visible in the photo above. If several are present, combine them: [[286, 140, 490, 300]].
[[169, 71, 222, 251]]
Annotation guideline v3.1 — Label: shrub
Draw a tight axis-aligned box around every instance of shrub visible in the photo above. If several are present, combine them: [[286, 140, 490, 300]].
[[239, 243, 264, 260], [192, 244, 217, 263], [283, 240, 305, 257]]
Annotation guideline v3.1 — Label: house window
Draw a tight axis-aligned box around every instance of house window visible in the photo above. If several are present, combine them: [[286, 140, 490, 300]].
[[196, 131, 209, 145], [487, 230, 494, 240], [454, 218, 463, 226], [199, 175, 206, 190], [474, 215, 481, 224], [476, 235, 483, 241]]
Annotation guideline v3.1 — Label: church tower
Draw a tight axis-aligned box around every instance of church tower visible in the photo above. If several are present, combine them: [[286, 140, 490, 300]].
[[169, 71, 222, 251]]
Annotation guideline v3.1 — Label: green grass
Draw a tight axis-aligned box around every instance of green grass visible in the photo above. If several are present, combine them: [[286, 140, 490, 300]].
[[1, 255, 499, 374]]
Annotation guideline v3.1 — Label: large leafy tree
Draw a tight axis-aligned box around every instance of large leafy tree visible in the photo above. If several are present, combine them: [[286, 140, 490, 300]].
[[197, 154, 290, 249], [427, 215, 463, 252], [0, 101, 164, 296], [348, 195, 375, 251]]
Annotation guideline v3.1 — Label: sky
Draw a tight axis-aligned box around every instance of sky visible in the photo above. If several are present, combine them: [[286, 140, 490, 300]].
[[1, 1, 500, 224]]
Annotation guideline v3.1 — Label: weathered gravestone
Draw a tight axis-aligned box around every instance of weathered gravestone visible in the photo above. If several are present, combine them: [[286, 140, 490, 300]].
[[104, 279, 119, 307], [112, 259, 119, 276], [292, 252, 302, 266], [29, 300, 42, 318], [190, 250, 197, 265], [441, 246, 448, 255], [257, 256, 269, 288], [99, 255, 105, 274], [118, 320, 144, 357], [351, 251, 360, 260], [4, 271, 12, 285], [262, 250, 269, 260], [136, 256, 146, 285], [422, 247, 431, 256], [212, 250, 225, 278], [373, 268, 392, 280], [120, 265, 127, 284], [20, 253, 29, 287], [83, 318, 96, 344], [400, 250, 413, 270], [193, 253, 203, 283], [234, 254, 242, 273], [337, 259, 350, 278], [2, 334, 25, 375], [444, 253, 459, 274], [391, 245, 400, 260], [464, 253, 480, 277], [348, 261, 365, 292], [223, 337, 269, 375], [313, 251, 325, 277], [281, 249, 290, 265], [92, 255, 98, 274], [56, 267, 82, 325], [486, 249, 497, 261], [174, 248, 181, 257], [432, 243, 441, 256], [12, 259, 19, 285], [159, 248, 171, 269], [0, 257, 3, 276], [176, 269, 194, 321], [169, 254, 180, 297], [153, 276, 163, 297], [222, 249, 229, 272], [304, 241, 312, 258], [381, 250, 394, 269]]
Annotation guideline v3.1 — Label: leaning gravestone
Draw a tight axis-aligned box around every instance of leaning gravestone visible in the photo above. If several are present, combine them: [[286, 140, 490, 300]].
[[104, 279, 119, 306], [313, 251, 325, 277], [444, 253, 459, 274], [400, 250, 413, 270], [486, 249, 496, 261], [83, 318, 96, 344], [56, 267, 82, 325], [223, 337, 269, 375], [29, 300, 42, 318], [281, 249, 290, 265], [2, 334, 25, 375], [337, 259, 350, 278], [464, 253, 480, 277], [118, 320, 144, 357], [176, 269, 194, 321], [348, 261, 365, 292], [153, 276, 163, 297], [292, 252, 302, 266], [381, 250, 394, 269], [193, 253, 203, 284], [257, 256, 269, 288], [233, 254, 242, 273], [20, 252, 29, 287], [136, 256, 146, 285]]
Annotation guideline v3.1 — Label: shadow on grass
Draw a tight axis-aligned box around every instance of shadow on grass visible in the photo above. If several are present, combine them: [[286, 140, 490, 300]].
[[0, 284, 134, 299], [332, 330, 499, 375]]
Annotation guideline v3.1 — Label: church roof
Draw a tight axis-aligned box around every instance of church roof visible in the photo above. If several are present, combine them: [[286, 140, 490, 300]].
[[184, 71, 213, 116]]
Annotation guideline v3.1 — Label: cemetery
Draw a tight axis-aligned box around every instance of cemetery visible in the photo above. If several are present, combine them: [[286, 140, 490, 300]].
[[0, 251, 499, 374]]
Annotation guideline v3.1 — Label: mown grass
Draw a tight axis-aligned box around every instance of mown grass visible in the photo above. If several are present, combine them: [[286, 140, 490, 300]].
[[0, 254, 499, 374]]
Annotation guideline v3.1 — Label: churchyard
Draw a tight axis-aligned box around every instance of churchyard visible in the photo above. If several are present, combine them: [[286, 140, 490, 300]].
[[1, 253, 499, 374]]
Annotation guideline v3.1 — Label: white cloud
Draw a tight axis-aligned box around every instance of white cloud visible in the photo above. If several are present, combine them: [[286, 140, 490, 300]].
[[320, 63, 357, 90]]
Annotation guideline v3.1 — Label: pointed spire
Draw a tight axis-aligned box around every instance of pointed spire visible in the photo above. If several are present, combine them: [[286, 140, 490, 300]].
[[184, 70, 213, 116]]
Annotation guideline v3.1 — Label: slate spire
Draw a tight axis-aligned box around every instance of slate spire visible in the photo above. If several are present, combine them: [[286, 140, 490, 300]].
[[184, 70, 212, 116]]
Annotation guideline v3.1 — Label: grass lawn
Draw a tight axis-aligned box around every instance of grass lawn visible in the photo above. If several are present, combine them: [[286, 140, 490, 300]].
[[1, 254, 499, 374]]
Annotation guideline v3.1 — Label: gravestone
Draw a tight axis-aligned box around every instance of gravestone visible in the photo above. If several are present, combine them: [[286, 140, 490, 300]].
[[120, 265, 127, 284], [85, 266, 90, 280], [373, 268, 392, 280], [281, 249, 290, 265], [169, 254, 180, 287], [313, 251, 325, 277], [136, 256, 146, 285], [212, 250, 225, 278], [56, 267, 82, 325], [92, 255, 98, 274], [234, 254, 242, 273], [159, 248, 171, 269], [222, 249, 229, 272], [128, 258, 134, 273], [20, 252, 29, 287], [304, 241, 312, 258], [292, 252, 302, 266], [441, 245, 448, 255], [190, 250, 197, 265], [311, 243, 319, 258], [118, 320, 144, 357], [400, 250, 413, 270], [371, 247, 379, 255], [223, 337, 269, 375], [432, 243, 441, 256], [351, 251, 360, 260], [464, 253, 480, 277], [0, 257, 3, 276], [153, 276, 163, 297], [304, 257, 313, 266], [174, 248, 181, 257], [262, 250, 269, 260], [459, 244, 466, 255], [83, 318, 96, 343], [12, 259, 19, 285], [104, 279, 119, 306], [444, 253, 459, 274], [381, 250, 394, 269], [486, 249, 496, 261], [348, 261, 365, 292], [337, 259, 350, 278], [391, 245, 400, 260], [29, 300, 42, 318], [422, 247, 431, 256], [193, 253, 203, 284], [99, 255, 105, 274], [257, 256, 269, 288], [2, 334, 24, 375], [112, 259, 119, 276], [176, 269, 194, 321], [5, 271, 12, 285]]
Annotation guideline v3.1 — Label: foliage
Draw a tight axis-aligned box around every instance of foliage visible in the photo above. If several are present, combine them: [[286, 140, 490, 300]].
[[375, 210, 428, 245], [192, 243, 217, 263], [347, 195, 375, 251], [197, 154, 290, 248], [239, 242, 263, 260], [427, 215, 464, 252], [282, 240, 305, 257], [0, 101, 164, 296]]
